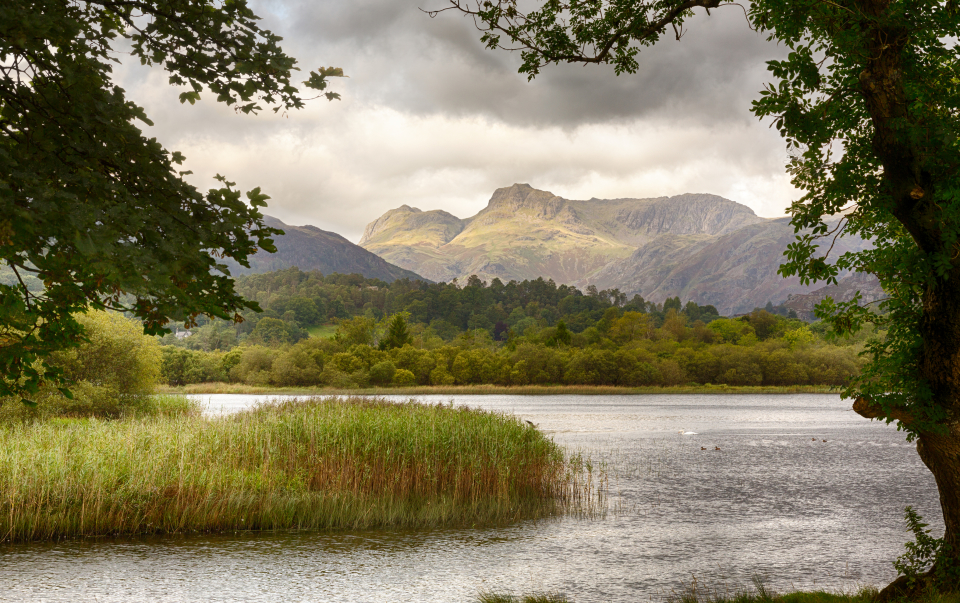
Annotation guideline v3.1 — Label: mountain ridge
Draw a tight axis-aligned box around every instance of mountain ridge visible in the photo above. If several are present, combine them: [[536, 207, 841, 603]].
[[360, 183, 764, 289], [360, 184, 880, 314]]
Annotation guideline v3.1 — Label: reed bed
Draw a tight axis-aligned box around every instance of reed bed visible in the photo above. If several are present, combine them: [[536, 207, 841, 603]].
[[0, 396, 598, 542], [477, 593, 570, 603], [158, 383, 841, 396]]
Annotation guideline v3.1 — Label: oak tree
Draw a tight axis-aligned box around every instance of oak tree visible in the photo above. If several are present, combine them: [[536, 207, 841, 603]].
[[0, 0, 341, 401], [439, 0, 960, 594]]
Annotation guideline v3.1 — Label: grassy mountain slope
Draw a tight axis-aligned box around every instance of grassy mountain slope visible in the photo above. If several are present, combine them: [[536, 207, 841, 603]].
[[360, 184, 762, 285]]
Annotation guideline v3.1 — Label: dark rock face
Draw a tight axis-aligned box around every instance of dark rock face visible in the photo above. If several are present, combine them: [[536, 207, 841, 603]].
[[223, 216, 428, 283]]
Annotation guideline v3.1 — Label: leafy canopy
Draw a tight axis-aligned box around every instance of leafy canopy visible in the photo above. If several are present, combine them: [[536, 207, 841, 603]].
[[440, 0, 960, 437], [0, 0, 342, 401]]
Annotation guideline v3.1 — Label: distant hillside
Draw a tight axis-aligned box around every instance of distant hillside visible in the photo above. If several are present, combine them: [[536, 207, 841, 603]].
[[360, 183, 763, 285], [586, 217, 877, 315], [223, 216, 428, 283], [361, 184, 880, 315]]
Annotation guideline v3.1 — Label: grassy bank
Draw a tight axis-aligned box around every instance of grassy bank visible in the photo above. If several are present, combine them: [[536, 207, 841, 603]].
[[0, 397, 592, 542], [157, 383, 841, 396], [480, 585, 960, 603]]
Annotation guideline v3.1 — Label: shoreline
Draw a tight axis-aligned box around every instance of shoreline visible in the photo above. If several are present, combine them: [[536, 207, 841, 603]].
[[157, 383, 843, 396]]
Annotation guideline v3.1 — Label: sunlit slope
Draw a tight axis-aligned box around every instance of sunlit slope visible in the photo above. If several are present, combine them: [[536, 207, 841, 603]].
[[360, 184, 763, 284]]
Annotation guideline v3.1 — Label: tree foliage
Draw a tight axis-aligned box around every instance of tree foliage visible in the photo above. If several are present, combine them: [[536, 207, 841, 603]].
[[0, 0, 342, 401], [1, 310, 162, 419]]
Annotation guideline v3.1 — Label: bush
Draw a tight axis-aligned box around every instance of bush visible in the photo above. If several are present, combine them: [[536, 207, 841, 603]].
[[161, 348, 225, 385], [271, 343, 323, 386], [430, 366, 456, 385], [1, 310, 161, 420], [369, 361, 397, 386], [393, 369, 416, 386], [228, 346, 276, 385]]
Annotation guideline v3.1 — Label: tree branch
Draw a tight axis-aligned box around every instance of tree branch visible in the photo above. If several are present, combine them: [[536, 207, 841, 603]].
[[853, 396, 914, 426], [443, 0, 723, 69]]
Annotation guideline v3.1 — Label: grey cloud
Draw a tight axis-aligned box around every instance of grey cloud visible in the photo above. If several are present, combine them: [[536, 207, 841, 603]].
[[255, 0, 786, 128], [105, 0, 799, 243]]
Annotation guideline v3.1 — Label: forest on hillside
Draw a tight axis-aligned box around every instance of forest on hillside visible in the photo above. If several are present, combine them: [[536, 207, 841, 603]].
[[157, 268, 867, 389]]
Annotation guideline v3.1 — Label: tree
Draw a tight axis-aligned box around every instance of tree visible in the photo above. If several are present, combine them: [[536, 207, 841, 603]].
[[0, 1, 343, 401], [379, 313, 414, 350], [439, 0, 960, 594], [546, 319, 572, 347]]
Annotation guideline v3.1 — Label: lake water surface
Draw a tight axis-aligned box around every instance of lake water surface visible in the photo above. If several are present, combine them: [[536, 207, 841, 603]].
[[0, 394, 941, 602]]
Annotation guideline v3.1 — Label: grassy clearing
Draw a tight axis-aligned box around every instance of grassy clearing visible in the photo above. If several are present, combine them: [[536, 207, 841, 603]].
[[0, 396, 599, 542], [157, 383, 841, 396], [306, 324, 338, 339]]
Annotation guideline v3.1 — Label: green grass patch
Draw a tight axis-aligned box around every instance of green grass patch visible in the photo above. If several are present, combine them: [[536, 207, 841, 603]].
[[664, 588, 960, 603], [157, 383, 841, 396], [306, 324, 338, 339], [479, 586, 960, 603], [0, 396, 593, 542]]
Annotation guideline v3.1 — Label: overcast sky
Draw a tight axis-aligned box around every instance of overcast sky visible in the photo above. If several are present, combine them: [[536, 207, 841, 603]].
[[118, 0, 795, 242]]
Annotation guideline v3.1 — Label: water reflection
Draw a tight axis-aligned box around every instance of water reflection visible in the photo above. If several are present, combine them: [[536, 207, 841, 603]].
[[0, 394, 939, 602]]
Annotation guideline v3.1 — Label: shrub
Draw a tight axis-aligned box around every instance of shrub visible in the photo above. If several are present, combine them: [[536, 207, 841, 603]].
[[393, 369, 416, 386], [271, 344, 323, 386], [228, 346, 276, 385], [369, 361, 397, 386], [1, 310, 161, 420], [430, 366, 456, 385]]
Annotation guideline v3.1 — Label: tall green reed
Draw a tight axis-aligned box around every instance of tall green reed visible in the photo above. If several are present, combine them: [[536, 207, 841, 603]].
[[0, 396, 598, 542]]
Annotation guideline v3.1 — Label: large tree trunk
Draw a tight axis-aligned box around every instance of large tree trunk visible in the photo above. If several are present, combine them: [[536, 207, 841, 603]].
[[851, 1, 960, 593], [917, 431, 960, 570], [870, 430, 960, 601], [912, 281, 960, 594], [860, 280, 960, 599]]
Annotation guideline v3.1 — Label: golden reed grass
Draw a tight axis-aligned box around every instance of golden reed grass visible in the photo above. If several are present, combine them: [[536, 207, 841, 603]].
[[0, 397, 600, 542]]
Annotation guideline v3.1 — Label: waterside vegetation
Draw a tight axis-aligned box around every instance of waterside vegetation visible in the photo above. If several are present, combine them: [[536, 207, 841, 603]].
[[0, 396, 595, 542], [158, 269, 870, 391], [479, 584, 960, 603], [158, 383, 841, 396]]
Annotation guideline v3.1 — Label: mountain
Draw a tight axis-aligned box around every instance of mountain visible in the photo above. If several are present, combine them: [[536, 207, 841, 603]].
[[361, 184, 881, 315], [586, 217, 876, 315], [781, 272, 886, 321], [223, 216, 428, 282], [360, 183, 764, 285]]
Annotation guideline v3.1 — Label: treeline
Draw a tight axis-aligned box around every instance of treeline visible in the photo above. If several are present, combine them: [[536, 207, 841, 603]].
[[162, 268, 734, 352], [159, 269, 867, 388]]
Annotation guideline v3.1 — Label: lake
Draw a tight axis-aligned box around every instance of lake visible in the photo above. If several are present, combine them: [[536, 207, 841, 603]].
[[0, 394, 940, 602]]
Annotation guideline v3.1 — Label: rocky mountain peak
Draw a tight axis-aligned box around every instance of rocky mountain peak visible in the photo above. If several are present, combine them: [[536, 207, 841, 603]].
[[483, 183, 566, 220]]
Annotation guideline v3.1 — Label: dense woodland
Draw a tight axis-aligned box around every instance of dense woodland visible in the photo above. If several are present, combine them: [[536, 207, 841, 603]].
[[157, 268, 866, 388]]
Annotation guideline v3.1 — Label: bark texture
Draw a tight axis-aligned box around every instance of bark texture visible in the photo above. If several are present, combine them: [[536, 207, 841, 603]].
[[852, 0, 960, 594]]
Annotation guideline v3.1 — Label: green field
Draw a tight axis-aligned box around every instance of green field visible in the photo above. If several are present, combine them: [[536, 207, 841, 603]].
[[306, 324, 338, 338]]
